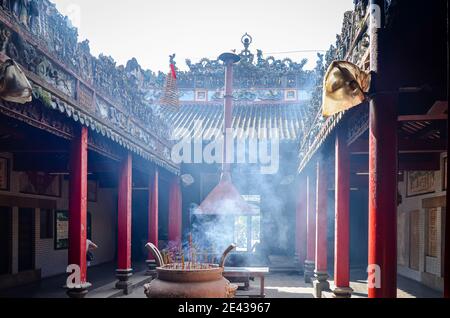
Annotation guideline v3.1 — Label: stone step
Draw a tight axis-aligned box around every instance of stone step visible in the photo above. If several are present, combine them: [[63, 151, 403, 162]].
[[269, 267, 301, 274], [87, 271, 152, 298], [322, 290, 335, 298]]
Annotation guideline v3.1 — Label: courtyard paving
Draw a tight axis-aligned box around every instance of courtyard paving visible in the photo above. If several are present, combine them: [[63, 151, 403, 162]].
[[345, 271, 441, 298], [0, 263, 442, 299], [120, 270, 442, 299], [121, 272, 315, 299], [0, 262, 148, 298]]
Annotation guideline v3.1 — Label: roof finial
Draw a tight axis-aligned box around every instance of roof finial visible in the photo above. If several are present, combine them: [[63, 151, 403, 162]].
[[169, 53, 176, 67], [241, 33, 253, 56]]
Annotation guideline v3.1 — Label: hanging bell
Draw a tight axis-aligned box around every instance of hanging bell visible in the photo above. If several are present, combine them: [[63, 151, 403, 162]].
[[0, 59, 33, 104], [322, 60, 371, 117]]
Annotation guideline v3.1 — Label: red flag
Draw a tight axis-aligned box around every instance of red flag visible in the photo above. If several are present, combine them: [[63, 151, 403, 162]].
[[170, 64, 177, 80]]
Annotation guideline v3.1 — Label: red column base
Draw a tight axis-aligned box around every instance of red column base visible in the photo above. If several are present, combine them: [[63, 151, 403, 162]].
[[313, 271, 330, 298], [333, 286, 353, 298], [304, 260, 315, 284], [64, 282, 92, 299], [294, 253, 304, 272], [116, 269, 133, 295], [145, 259, 157, 277]]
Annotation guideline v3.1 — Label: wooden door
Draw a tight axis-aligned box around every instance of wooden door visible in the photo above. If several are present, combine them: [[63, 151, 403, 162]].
[[409, 210, 420, 271], [18, 208, 34, 272]]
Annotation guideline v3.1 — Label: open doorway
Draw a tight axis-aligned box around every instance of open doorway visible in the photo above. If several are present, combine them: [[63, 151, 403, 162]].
[[18, 208, 34, 272]]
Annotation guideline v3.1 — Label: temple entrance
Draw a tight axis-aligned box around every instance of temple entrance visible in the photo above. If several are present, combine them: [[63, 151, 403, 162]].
[[132, 189, 149, 263]]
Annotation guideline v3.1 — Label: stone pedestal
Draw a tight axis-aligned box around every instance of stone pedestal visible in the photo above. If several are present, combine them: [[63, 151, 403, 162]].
[[145, 259, 157, 278], [313, 271, 330, 298], [304, 260, 315, 284], [116, 269, 133, 295], [293, 254, 303, 275], [293, 253, 299, 265], [333, 286, 353, 298], [65, 282, 91, 299]]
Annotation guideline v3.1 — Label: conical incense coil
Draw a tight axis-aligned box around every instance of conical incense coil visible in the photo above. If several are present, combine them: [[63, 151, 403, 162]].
[[160, 64, 179, 112]]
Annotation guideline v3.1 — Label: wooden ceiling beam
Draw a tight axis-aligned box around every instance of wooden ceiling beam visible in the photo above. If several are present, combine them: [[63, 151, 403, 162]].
[[12, 152, 119, 174], [350, 174, 368, 189], [398, 153, 441, 171], [0, 125, 27, 140], [398, 114, 448, 122], [399, 139, 447, 154], [13, 153, 69, 173], [0, 139, 69, 154], [350, 138, 447, 154], [427, 101, 448, 115], [350, 153, 441, 173]]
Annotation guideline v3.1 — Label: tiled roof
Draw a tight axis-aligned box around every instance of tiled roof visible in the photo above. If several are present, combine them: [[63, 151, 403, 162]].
[[163, 103, 307, 142]]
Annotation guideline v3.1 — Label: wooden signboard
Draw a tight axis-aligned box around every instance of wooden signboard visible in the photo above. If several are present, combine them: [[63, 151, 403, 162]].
[[54, 211, 92, 250], [426, 208, 438, 258], [443, 156, 447, 191], [397, 211, 409, 267], [406, 171, 436, 197], [54, 211, 69, 250], [19, 172, 61, 198]]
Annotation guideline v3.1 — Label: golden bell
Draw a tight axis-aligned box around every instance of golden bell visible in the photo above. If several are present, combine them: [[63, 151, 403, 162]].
[[0, 59, 32, 104], [322, 60, 371, 117]]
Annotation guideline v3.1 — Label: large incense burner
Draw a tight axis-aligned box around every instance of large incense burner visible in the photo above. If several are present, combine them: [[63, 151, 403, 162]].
[[144, 244, 237, 298], [145, 263, 236, 298]]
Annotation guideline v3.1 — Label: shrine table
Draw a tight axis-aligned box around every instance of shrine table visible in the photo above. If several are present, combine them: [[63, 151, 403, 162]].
[[223, 267, 269, 298]]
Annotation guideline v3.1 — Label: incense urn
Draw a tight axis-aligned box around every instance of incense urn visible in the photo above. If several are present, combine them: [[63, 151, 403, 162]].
[[144, 264, 237, 298]]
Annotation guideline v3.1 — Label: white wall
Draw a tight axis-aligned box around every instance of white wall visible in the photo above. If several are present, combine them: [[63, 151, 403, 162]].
[[397, 152, 447, 291]]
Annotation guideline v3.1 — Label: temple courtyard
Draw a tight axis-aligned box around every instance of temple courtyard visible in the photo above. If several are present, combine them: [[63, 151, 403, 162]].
[[0, 0, 448, 300]]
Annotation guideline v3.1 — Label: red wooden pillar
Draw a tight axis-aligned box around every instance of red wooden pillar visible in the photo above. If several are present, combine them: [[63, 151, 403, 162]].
[[148, 168, 159, 253], [334, 127, 353, 298], [67, 126, 89, 298], [146, 168, 159, 273], [446, 150, 450, 298], [445, 108, 450, 298], [314, 158, 330, 297], [368, 0, 398, 298], [368, 93, 398, 299], [296, 175, 308, 270], [168, 176, 182, 244], [304, 170, 316, 283], [116, 153, 133, 292]]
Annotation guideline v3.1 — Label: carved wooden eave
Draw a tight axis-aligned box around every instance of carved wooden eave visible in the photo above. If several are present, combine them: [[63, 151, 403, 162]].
[[0, 98, 123, 162], [172, 33, 312, 92], [0, 4, 179, 174], [297, 0, 373, 173]]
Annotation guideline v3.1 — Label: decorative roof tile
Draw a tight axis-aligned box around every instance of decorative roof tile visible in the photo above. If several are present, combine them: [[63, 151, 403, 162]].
[[165, 103, 307, 142]]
